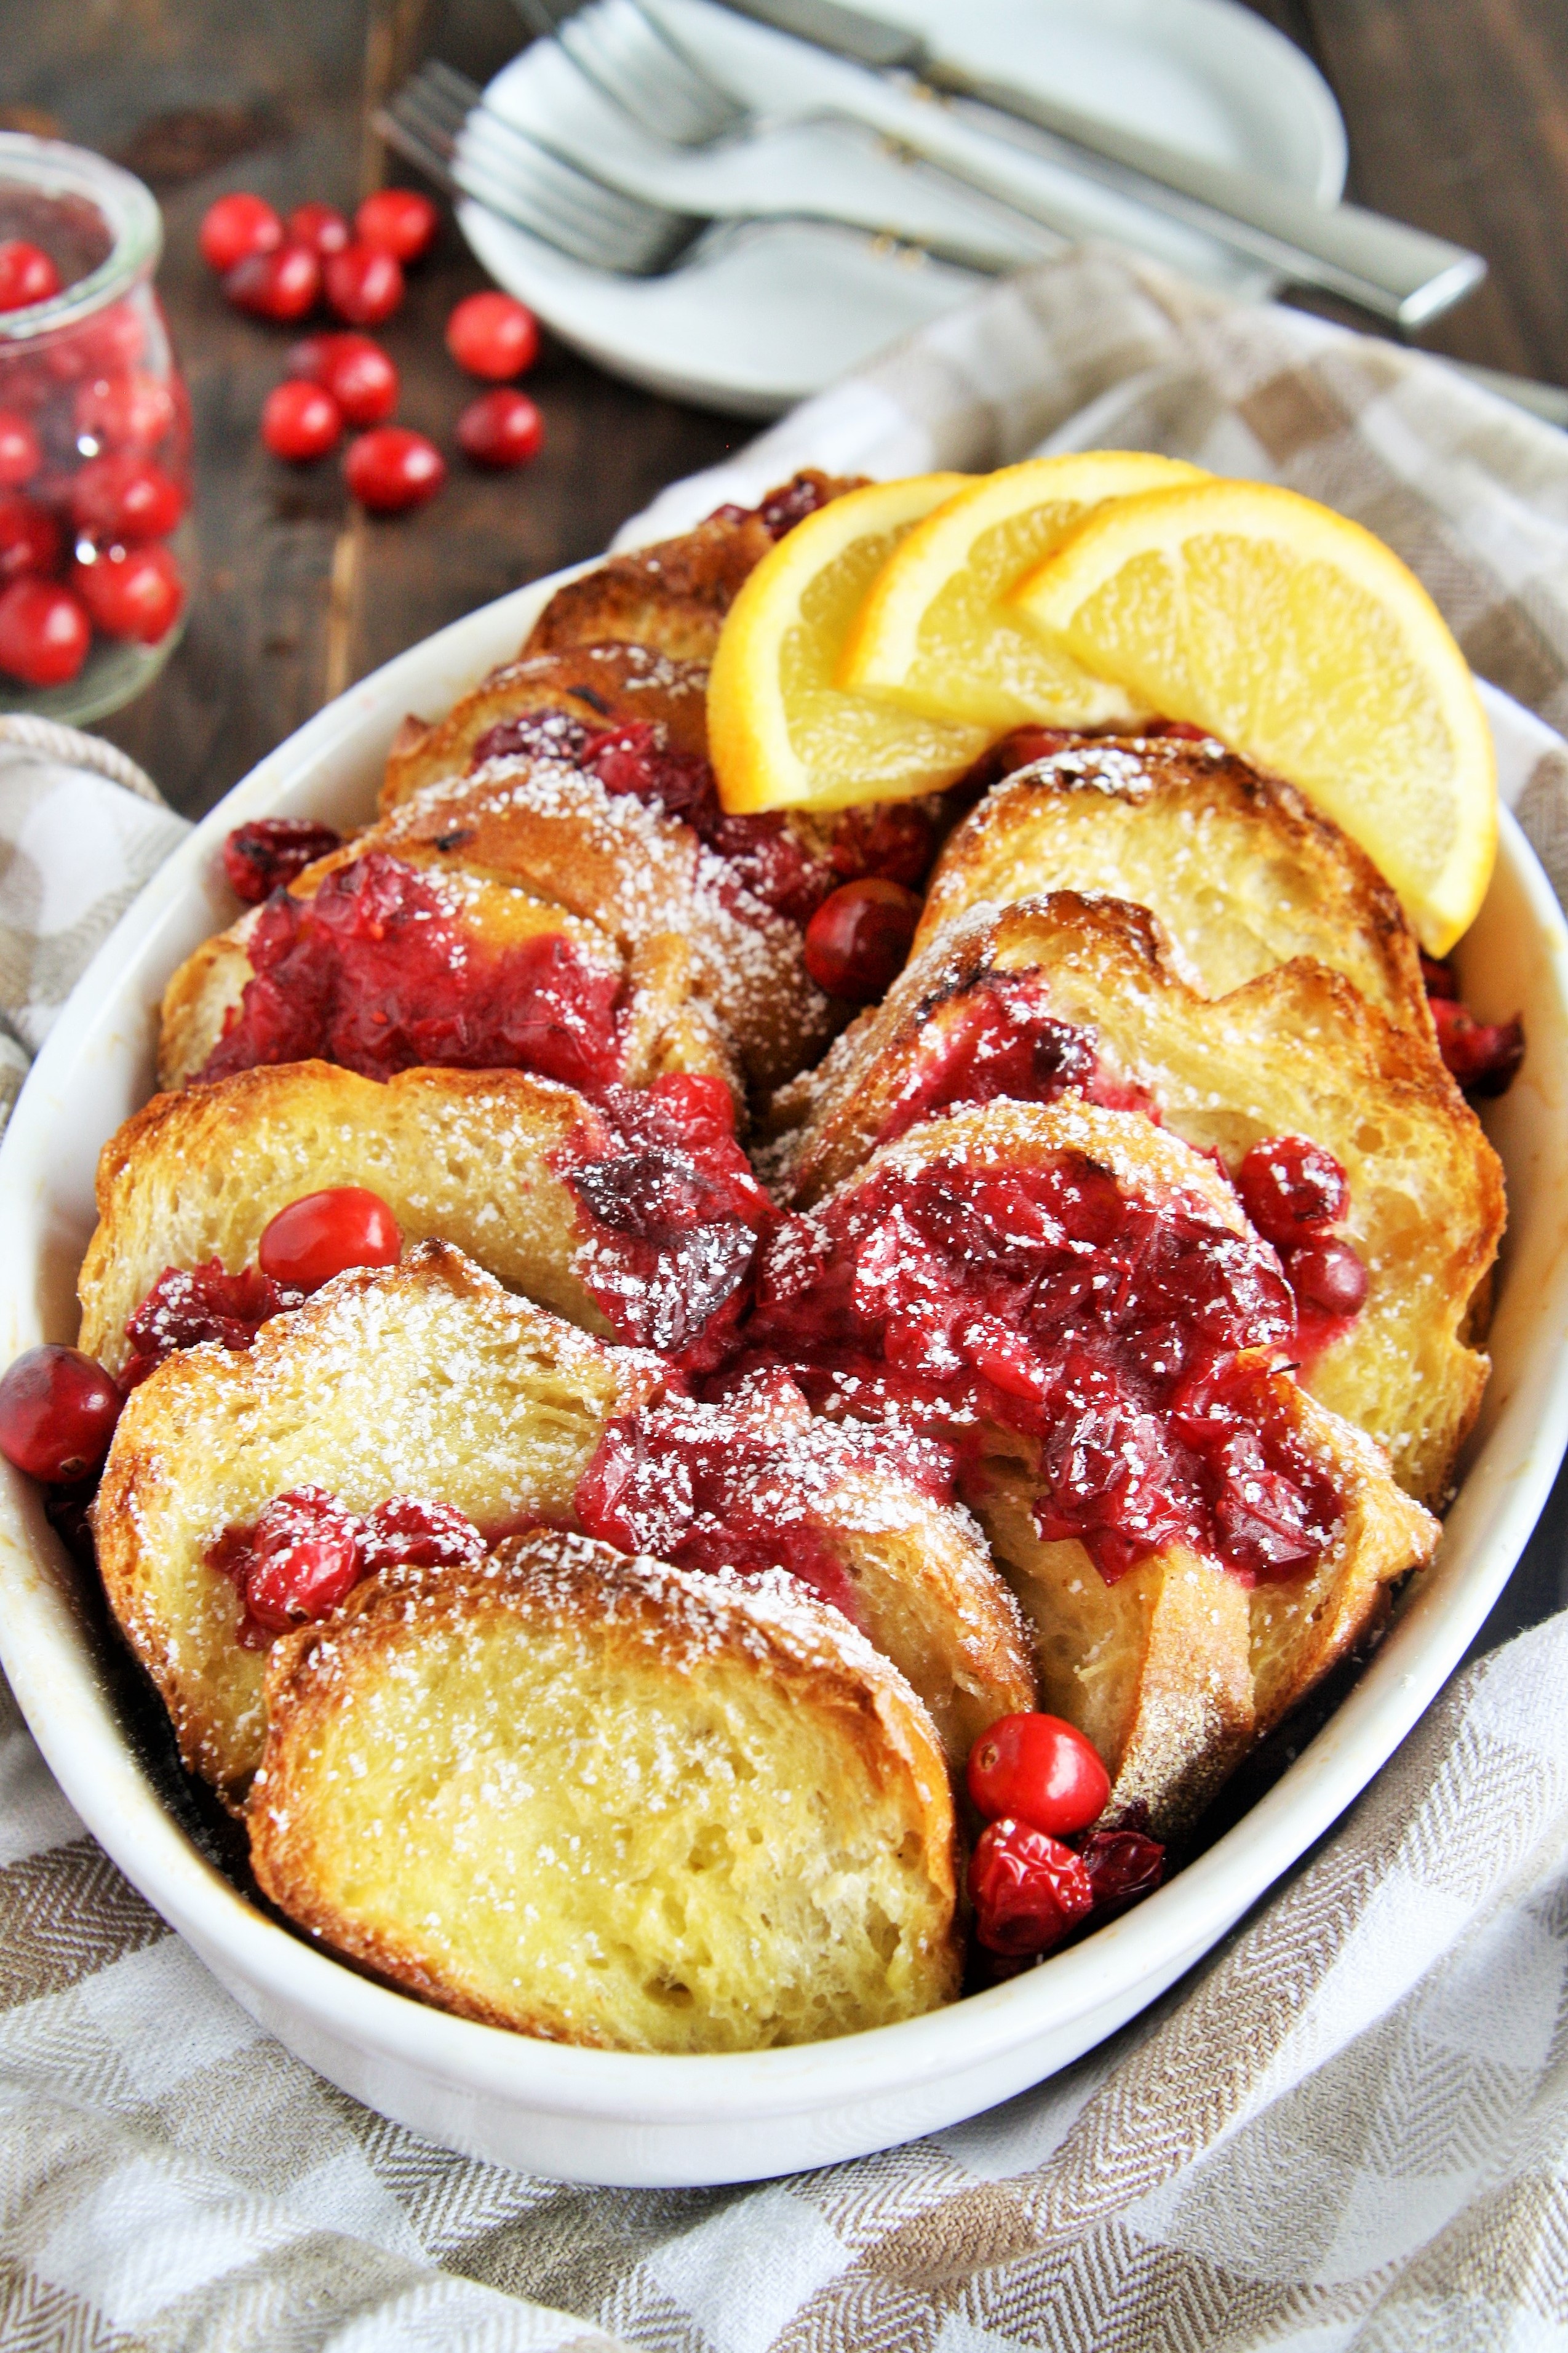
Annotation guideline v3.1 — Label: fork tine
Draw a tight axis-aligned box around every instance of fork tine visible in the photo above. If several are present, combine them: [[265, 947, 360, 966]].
[[551, 0, 746, 145]]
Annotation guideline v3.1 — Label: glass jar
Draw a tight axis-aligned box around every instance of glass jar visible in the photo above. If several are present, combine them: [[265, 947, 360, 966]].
[[0, 134, 192, 724]]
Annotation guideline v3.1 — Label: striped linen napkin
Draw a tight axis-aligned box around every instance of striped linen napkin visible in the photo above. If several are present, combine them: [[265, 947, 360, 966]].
[[2, 246, 1568, 2351]]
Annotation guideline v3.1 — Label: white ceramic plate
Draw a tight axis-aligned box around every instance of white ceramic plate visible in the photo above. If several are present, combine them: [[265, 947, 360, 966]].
[[460, 0, 1347, 414], [0, 567, 1563, 2190]]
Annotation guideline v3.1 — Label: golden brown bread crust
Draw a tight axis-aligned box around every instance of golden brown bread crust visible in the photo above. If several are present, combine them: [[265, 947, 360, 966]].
[[918, 736, 1433, 1035], [78, 1061, 618, 1372], [380, 641, 711, 813], [94, 1244, 666, 1799], [771, 895, 1504, 1508], [249, 1532, 961, 2051]]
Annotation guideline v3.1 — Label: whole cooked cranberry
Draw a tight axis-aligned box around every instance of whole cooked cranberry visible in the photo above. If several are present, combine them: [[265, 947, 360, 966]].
[[445, 290, 538, 380], [966, 1712, 1110, 1838], [261, 378, 343, 462], [0, 577, 90, 686], [344, 425, 444, 513], [0, 242, 62, 313], [324, 242, 403, 327], [0, 410, 39, 487], [356, 188, 439, 262], [802, 877, 922, 1001], [225, 242, 321, 322], [1284, 1236, 1369, 1317], [968, 1818, 1096, 1956], [73, 541, 185, 644], [243, 1486, 362, 1632], [72, 372, 177, 454], [199, 191, 283, 275], [0, 494, 62, 582], [257, 1186, 403, 1291], [0, 1345, 122, 1484], [288, 330, 397, 425], [221, 815, 342, 900], [1236, 1134, 1349, 1245], [358, 1495, 485, 1573], [456, 386, 543, 468], [71, 453, 185, 541], [1420, 951, 1459, 1000], [1430, 995, 1526, 1098], [1079, 1828, 1164, 1919], [287, 201, 351, 257]]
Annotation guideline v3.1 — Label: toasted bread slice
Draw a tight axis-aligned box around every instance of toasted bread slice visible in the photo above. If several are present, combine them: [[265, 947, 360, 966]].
[[380, 641, 711, 813], [762, 1099, 1439, 1834], [771, 895, 1503, 1507], [918, 735, 1431, 1035], [78, 1062, 620, 1372], [249, 1532, 960, 2051], [94, 1244, 665, 1799]]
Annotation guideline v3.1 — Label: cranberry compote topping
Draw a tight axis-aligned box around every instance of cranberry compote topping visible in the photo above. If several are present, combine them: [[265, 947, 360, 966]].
[[222, 816, 343, 901], [709, 474, 837, 541], [746, 1145, 1339, 1585], [803, 879, 922, 1002], [1429, 994, 1526, 1098], [875, 972, 1102, 1149], [212, 1486, 485, 1647], [1078, 1828, 1165, 1918], [121, 1260, 306, 1388], [0, 1346, 122, 1484], [1236, 1135, 1348, 1244], [1284, 1236, 1369, 1319], [968, 1819, 1095, 1956], [195, 852, 625, 1092], [560, 1075, 775, 1366]]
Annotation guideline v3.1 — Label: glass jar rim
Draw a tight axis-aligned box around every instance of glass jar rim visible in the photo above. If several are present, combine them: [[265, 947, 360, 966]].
[[0, 132, 162, 345]]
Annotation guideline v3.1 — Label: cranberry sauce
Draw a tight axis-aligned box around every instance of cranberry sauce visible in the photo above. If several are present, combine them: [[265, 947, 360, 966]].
[[557, 1074, 778, 1369], [209, 1486, 487, 1648], [1234, 1136, 1367, 1364], [1421, 953, 1525, 1098], [222, 817, 343, 903], [872, 970, 1147, 1151], [709, 472, 838, 541], [742, 1144, 1340, 1586], [121, 1260, 306, 1388], [196, 850, 625, 1092]]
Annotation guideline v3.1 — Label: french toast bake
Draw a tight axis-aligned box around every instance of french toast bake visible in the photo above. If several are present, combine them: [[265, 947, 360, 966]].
[[14, 463, 1513, 2051]]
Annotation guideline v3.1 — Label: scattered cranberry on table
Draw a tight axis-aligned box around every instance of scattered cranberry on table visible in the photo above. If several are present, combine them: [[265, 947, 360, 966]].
[[286, 201, 351, 258], [802, 877, 923, 1001], [199, 191, 282, 275], [456, 386, 544, 468], [224, 241, 321, 322], [324, 242, 403, 328], [261, 377, 343, 462], [356, 188, 439, 263], [966, 1712, 1110, 1840], [445, 290, 539, 380], [344, 425, 445, 512], [257, 1187, 403, 1292], [288, 331, 397, 425], [222, 815, 343, 900], [968, 1818, 1096, 1956], [70, 452, 185, 541], [0, 1344, 122, 1484], [0, 410, 39, 488], [0, 495, 62, 583], [0, 241, 62, 313], [0, 577, 92, 686], [73, 541, 185, 645]]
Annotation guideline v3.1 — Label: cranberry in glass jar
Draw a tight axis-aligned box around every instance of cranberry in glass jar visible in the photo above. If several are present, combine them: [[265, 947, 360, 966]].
[[0, 135, 192, 722]]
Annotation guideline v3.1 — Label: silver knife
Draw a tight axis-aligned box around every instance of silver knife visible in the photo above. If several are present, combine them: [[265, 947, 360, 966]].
[[706, 0, 1487, 329]]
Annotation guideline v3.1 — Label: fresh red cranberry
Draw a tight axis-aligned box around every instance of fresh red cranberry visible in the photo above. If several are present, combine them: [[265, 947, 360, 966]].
[[456, 387, 543, 468], [286, 201, 351, 257], [72, 372, 177, 454], [242, 1486, 362, 1633], [225, 242, 321, 322], [1430, 995, 1526, 1097], [0, 577, 90, 686], [261, 378, 343, 462], [257, 1187, 403, 1292], [323, 242, 403, 327], [70, 453, 185, 540], [1236, 1135, 1349, 1245], [0, 1346, 122, 1484], [221, 815, 342, 901], [968, 1818, 1096, 1956], [0, 494, 62, 582], [288, 330, 397, 425], [0, 410, 39, 488], [802, 877, 922, 1001], [1284, 1236, 1369, 1317], [966, 1712, 1110, 1839], [445, 290, 538, 380], [356, 188, 439, 262], [1078, 1828, 1165, 1918], [0, 242, 62, 313], [73, 542, 185, 644], [344, 426, 444, 513], [199, 192, 283, 275]]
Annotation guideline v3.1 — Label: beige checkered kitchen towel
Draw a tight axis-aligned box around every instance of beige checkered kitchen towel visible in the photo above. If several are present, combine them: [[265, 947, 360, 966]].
[[4, 246, 1568, 2349]]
